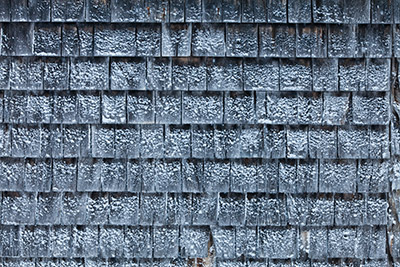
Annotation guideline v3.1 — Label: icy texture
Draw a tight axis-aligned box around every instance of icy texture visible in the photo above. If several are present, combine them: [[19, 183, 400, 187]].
[[244, 59, 279, 91], [226, 24, 258, 57], [101, 92, 126, 124], [44, 58, 69, 90], [172, 58, 206, 91], [127, 91, 155, 123], [165, 125, 191, 158], [52, 0, 85, 21], [259, 25, 296, 57], [296, 25, 327, 57], [140, 125, 164, 158], [146, 58, 172, 90], [225, 92, 255, 124], [183, 92, 223, 124], [338, 127, 369, 158], [1, 23, 33, 55], [322, 93, 349, 125], [288, 0, 312, 23], [339, 59, 366, 91], [352, 93, 389, 125], [34, 24, 61, 56], [313, 59, 338, 91], [319, 160, 357, 193], [70, 58, 108, 90], [94, 24, 135, 56], [162, 24, 191, 57], [87, 0, 111, 22], [192, 24, 225, 56], [136, 25, 161, 56], [111, 58, 146, 90], [0, 3, 395, 265], [207, 58, 242, 91], [155, 91, 181, 123], [10, 57, 42, 90], [328, 25, 360, 57]]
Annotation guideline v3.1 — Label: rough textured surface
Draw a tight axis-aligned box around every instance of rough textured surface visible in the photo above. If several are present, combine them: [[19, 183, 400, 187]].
[[0, 0, 398, 266]]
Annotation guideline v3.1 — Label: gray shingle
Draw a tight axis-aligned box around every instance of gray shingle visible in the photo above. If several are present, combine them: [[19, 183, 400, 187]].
[[259, 227, 297, 259], [52, 159, 77, 192], [100, 159, 126, 192], [319, 160, 357, 193], [226, 24, 258, 57], [328, 227, 356, 258], [263, 125, 286, 158], [313, 58, 338, 92], [136, 24, 161, 56], [164, 125, 191, 158], [33, 23, 61, 56], [94, 24, 136, 56], [60, 193, 87, 225], [224, 92, 255, 124], [35, 193, 61, 225], [366, 59, 390, 91], [259, 24, 296, 57], [24, 159, 52, 192], [335, 196, 365, 226], [147, 57, 172, 90], [371, 0, 392, 23], [1, 23, 34, 56], [99, 226, 124, 257], [43, 58, 69, 90], [191, 125, 214, 158], [203, 160, 230, 192], [328, 25, 360, 58], [207, 58, 242, 91], [10, 57, 42, 90], [70, 57, 108, 90], [155, 91, 181, 123], [244, 59, 279, 91], [309, 227, 328, 259], [139, 193, 166, 225], [124, 226, 152, 258], [172, 58, 207, 91], [87, 0, 111, 22], [183, 91, 223, 124], [87, 192, 109, 225], [182, 159, 203, 192], [52, 0, 85, 21], [2, 192, 35, 225], [288, 0, 312, 23], [230, 159, 261, 192], [192, 24, 225, 56], [212, 227, 236, 259], [127, 91, 155, 123], [218, 193, 245, 226], [162, 24, 191, 57], [296, 25, 327, 57], [192, 193, 217, 225], [338, 59, 366, 91]]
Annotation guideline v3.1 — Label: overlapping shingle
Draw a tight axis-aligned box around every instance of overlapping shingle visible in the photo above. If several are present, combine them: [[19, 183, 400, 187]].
[[0, 0, 397, 265]]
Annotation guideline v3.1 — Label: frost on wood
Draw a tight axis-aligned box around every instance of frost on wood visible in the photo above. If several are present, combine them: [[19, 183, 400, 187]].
[[0, 0, 396, 265]]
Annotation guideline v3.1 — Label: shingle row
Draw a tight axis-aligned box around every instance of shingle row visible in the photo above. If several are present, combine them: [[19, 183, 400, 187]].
[[1, 91, 390, 125], [0, 158, 392, 193], [0, 57, 390, 91], [0, 258, 389, 267], [0, 224, 387, 260], [0, 192, 388, 226], [217, 259, 387, 267], [2, 23, 400, 58], [0, 124, 390, 159], [0, 0, 399, 24]]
